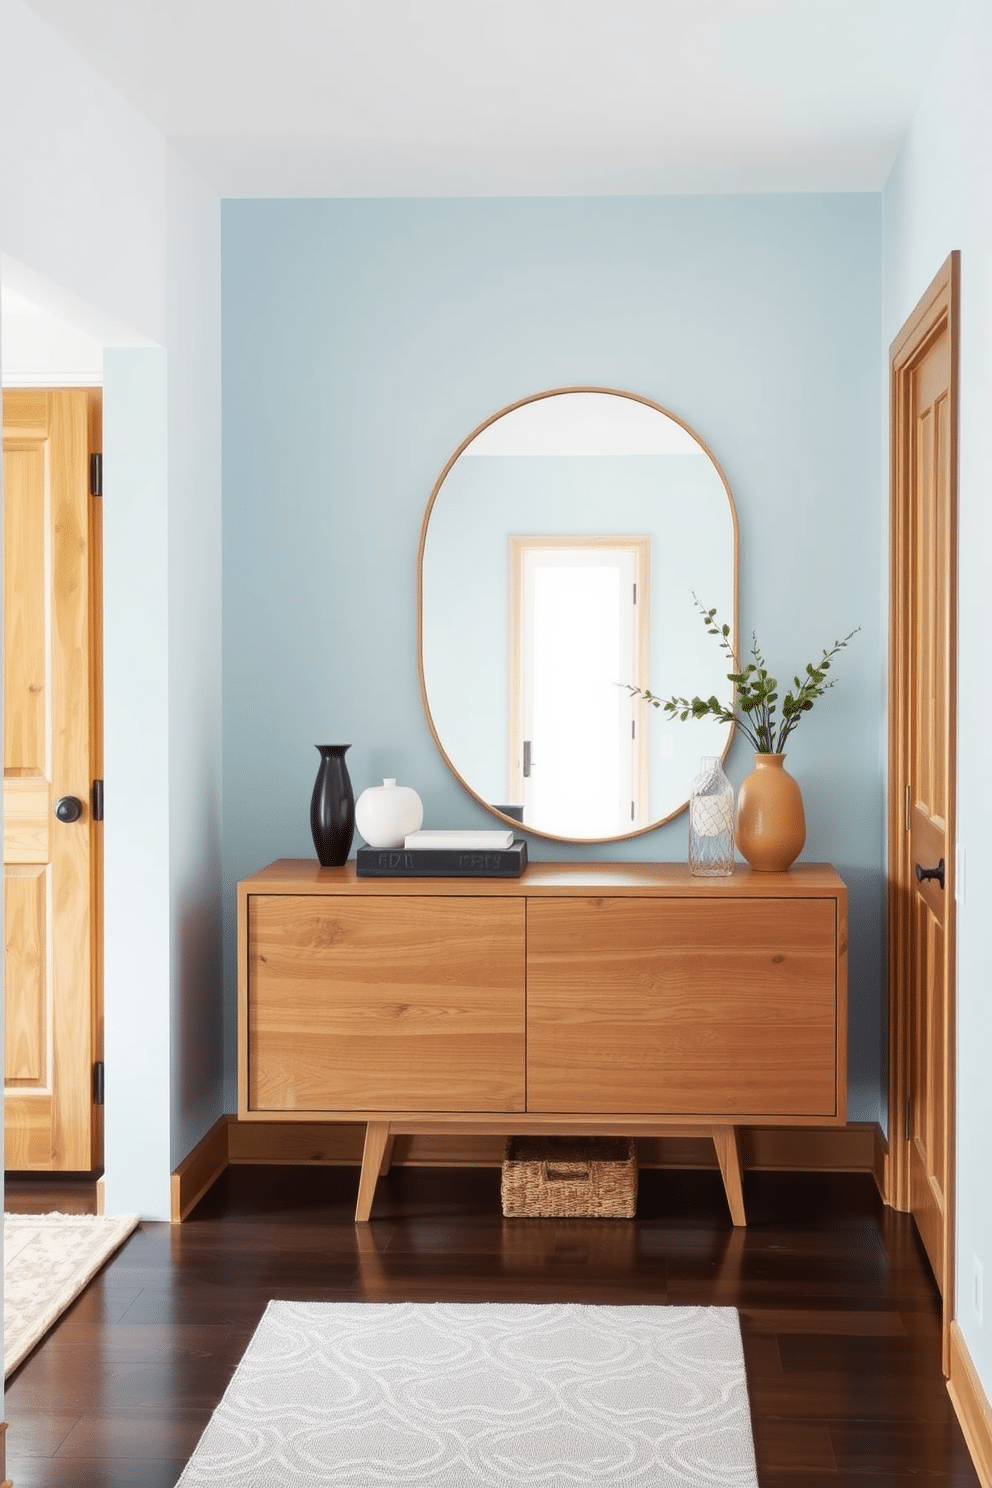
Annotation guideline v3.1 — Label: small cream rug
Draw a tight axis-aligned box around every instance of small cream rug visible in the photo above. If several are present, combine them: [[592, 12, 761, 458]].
[[4, 1210, 139, 1377], [176, 1301, 759, 1487]]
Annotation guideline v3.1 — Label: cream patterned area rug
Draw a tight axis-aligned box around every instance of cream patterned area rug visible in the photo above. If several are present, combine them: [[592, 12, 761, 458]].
[[176, 1300, 759, 1487], [4, 1211, 139, 1377]]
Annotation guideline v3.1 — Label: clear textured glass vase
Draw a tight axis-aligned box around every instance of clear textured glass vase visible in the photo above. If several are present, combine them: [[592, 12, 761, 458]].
[[688, 755, 735, 876]]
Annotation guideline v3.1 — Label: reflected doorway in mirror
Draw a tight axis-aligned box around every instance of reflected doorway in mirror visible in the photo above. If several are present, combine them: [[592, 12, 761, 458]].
[[509, 536, 649, 838]]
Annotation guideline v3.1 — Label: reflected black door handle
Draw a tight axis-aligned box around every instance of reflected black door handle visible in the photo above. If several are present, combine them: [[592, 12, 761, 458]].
[[523, 740, 532, 778], [915, 858, 945, 890], [54, 795, 83, 823]]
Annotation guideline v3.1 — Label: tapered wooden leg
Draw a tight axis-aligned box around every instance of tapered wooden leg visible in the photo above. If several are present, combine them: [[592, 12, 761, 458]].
[[379, 1134, 396, 1177], [356, 1122, 391, 1221], [712, 1125, 746, 1227]]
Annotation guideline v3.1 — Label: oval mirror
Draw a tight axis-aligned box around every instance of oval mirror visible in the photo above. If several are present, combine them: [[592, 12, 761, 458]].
[[418, 388, 739, 843]]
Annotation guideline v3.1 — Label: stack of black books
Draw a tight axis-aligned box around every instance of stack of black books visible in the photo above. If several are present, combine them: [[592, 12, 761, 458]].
[[356, 828, 527, 878]]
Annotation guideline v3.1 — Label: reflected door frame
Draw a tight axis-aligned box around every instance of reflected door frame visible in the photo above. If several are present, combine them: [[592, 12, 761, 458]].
[[508, 536, 650, 838]]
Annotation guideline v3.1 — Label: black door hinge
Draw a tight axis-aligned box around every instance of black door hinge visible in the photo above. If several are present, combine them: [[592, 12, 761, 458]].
[[90, 453, 103, 497], [94, 1061, 105, 1106], [92, 779, 104, 822]]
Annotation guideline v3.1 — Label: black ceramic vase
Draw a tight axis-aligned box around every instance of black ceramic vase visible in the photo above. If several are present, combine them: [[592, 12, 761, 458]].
[[310, 744, 355, 867]]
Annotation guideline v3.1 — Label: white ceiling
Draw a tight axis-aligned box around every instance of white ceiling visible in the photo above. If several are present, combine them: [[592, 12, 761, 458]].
[[20, 0, 964, 198]]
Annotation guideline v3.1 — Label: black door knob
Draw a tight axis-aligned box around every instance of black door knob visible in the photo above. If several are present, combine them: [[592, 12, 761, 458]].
[[54, 795, 83, 823], [915, 858, 945, 890]]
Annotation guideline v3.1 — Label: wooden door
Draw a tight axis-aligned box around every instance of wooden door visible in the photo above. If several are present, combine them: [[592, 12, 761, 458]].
[[3, 388, 103, 1170], [888, 253, 958, 1363]]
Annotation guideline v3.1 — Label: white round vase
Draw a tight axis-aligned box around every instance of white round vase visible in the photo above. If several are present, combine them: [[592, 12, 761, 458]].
[[355, 778, 424, 849]]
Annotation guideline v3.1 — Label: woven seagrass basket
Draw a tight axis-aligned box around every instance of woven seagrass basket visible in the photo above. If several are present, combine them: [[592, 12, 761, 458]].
[[500, 1135, 637, 1218]]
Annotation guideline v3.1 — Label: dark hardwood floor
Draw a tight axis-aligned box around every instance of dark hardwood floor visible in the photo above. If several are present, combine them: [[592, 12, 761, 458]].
[[2, 1163, 981, 1487]]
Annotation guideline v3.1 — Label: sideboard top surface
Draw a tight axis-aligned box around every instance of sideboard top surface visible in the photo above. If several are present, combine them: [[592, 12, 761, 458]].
[[241, 859, 847, 899]]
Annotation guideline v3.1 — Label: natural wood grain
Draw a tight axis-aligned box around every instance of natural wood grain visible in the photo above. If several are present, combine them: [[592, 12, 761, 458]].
[[246, 895, 526, 1112], [527, 897, 837, 1115], [242, 857, 844, 898], [356, 1122, 391, 1220], [170, 1115, 230, 1223], [2, 1095, 56, 1169], [238, 862, 847, 1228], [227, 1117, 367, 1165], [3, 865, 46, 1082], [2, 440, 47, 770], [2, 777, 51, 863], [49, 391, 97, 1173], [948, 1322, 992, 1488], [712, 1125, 745, 1226], [889, 253, 959, 1374], [3, 389, 101, 1172], [88, 390, 105, 1176]]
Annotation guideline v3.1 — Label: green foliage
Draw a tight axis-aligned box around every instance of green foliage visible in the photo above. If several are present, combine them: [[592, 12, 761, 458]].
[[629, 597, 859, 755]]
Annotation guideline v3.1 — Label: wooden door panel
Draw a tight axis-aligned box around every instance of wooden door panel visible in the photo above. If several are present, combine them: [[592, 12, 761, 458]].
[[3, 865, 46, 1082], [3, 442, 47, 766], [909, 895, 945, 1279], [527, 898, 838, 1116], [2, 777, 50, 862], [905, 322, 953, 1292], [3, 389, 102, 1170], [3, 1095, 57, 1169], [248, 896, 526, 1112], [889, 253, 957, 1363]]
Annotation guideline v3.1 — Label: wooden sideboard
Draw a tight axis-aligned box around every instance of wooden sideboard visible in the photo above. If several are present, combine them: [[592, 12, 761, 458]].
[[237, 859, 848, 1224]]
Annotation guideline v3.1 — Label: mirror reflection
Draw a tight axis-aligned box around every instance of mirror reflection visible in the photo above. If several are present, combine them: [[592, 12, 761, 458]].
[[418, 389, 738, 842]]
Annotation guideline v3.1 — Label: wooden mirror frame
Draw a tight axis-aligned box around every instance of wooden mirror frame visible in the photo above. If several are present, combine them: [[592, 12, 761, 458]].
[[417, 386, 740, 844]]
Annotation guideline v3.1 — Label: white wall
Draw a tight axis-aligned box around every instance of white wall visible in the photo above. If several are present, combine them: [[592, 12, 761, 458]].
[[165, 146, 224, 1168], [883, 0, 992, 1396], [102, 347, 173, 1217], [0, 0, 165, 345], [0, 285, 103, 384], [0, 0, 223, 1219]]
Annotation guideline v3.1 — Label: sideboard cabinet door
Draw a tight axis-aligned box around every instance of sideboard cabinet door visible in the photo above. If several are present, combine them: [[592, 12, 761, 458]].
[[247, 896, 526, 1113], [526, 897, 839, 1117]]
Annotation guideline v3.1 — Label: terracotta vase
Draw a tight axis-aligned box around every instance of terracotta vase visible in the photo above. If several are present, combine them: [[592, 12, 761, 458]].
[[734, 753, 806, 872]]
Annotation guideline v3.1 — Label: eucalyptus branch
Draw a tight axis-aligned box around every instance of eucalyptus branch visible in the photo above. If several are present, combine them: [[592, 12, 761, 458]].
[[627, 596, 859, 756]]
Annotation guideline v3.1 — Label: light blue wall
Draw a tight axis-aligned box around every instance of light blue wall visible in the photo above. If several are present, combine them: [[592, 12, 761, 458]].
[[222, 193, 883, 1120], [883, 0, 992, 1399]]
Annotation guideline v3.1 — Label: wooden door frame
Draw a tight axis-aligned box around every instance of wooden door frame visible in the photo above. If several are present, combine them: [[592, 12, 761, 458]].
[[87, 390, 105, 1170], [887, 251, 959, 1363]]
